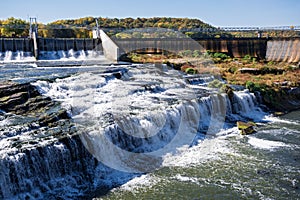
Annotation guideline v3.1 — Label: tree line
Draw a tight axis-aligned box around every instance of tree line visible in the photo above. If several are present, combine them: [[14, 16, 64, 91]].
[[0, 17, 298, 38], [0, 17, 212, 38]]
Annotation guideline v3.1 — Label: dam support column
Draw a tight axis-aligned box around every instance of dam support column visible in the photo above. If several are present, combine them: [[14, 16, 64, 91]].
[[32, 32, 38, 59], [99, 29, 121, 62]]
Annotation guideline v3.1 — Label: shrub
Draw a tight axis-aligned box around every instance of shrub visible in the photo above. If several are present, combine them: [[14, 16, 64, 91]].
[[181, 64, 195, 72], [246, 81, 255, 90], [208, 79, 224, 88], [179, 50, 193, 57], [213, 52, 229, 60], [243, 54, 252, 60], [228, 66, 238, 73], [185, 67, 198, 74], [192, 50, 202, 58]]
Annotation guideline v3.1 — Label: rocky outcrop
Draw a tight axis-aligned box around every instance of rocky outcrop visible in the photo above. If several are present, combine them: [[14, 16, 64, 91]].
[[260, 87, 300, 112], [246, 81, 300, 112], [0, 81, 69, 126]]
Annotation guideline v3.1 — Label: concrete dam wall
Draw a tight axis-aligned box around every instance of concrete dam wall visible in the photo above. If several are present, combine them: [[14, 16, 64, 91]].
[[115, 38, 299, 62], [0, 38, 33, 52], [197, 39, 268, 59], [115, 38, 268, 60], [0, 35, 299, 63], [0, 38, 102, 54], [38, 38, 102, 52], [266, 38, 300, 63]]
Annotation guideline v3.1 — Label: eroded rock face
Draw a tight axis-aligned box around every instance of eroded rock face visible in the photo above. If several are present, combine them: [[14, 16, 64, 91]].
[[262, 87, 300, 112], [0, 81, 68, 125]]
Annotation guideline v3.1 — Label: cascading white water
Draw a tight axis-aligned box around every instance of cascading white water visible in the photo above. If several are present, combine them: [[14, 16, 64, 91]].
[[0, 135, 98, 199], [33, 64, 266, 172], [0, 63, 268, 198], [0, 51, 35, 62], [34, 64, 224, 172], [0, 49, 103, 62], [38, 49, 102, 60], [4, 51, 12, 61], [231, 90, 265, 120]]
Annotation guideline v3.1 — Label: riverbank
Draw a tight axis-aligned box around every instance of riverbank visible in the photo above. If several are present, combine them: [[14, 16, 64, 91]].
[[125, 52, 300, 113]]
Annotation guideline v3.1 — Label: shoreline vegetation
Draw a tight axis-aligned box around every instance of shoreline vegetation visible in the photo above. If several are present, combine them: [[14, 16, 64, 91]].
[[0, 17, 299, 38], [124, 51, 300, 113]]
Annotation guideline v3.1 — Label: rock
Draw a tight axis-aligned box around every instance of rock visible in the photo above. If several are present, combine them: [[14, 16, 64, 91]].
[[0, 81, 70, 127], [238, 68, 260, 74], [237, 121, 257, 135], [223, 84, 234, 101], [273, 111, 285, 116]]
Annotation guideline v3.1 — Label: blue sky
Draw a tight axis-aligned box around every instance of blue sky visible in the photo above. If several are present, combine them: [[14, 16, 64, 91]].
[[1, 0, 299, 27]]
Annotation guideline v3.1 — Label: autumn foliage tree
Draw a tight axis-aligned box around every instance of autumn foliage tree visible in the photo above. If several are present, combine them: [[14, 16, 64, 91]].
[[0, 17, 29, 37]]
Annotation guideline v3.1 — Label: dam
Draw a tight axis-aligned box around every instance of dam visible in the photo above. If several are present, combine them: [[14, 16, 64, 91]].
[[0, 30, 299, 63]]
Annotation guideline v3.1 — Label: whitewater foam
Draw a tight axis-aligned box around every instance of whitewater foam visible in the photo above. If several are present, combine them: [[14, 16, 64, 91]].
[[0, 51, 36, 62], [247, 136, 289, 150]]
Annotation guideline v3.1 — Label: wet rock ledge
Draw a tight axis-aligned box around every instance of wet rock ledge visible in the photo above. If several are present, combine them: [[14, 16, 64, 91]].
[[0, 81, 69, 126]]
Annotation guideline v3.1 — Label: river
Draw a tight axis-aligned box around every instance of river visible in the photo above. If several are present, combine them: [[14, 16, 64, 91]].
[[97, 110, 300, 199], [0, 58, 299, 199]]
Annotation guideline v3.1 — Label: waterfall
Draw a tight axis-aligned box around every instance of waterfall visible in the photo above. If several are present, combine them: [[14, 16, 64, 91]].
[[0, 51, 35, 62], [231, 90, 265, 120], [0, 64, 266, 198], [197, 94, 230, 134], [4, 51, 12, 61], [38, 50, 103, 60], [0, 136, 98, 199]]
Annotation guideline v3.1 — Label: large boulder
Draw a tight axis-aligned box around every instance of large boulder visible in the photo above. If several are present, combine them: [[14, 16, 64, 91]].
[[237, 121, 257, 135]]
